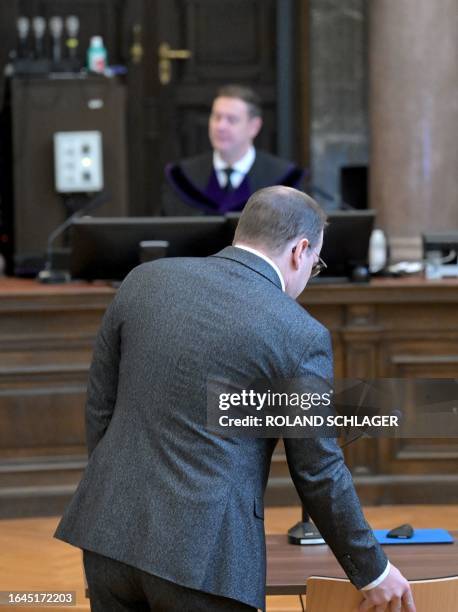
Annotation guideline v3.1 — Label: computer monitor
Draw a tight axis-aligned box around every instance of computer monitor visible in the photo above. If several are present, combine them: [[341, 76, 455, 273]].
[[319, 210, 375, 280], [70, 216, 230, 280], [340, 165, 368, 210]]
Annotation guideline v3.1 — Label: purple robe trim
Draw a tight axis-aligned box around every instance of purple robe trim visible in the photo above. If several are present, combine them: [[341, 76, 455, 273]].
[[204, 171, 251, 214], [165, 160, 305, 214]]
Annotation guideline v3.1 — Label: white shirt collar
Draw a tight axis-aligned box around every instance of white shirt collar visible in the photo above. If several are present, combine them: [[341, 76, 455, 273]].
[[213, 147, 256, 188], [233, 244, 285, 292]]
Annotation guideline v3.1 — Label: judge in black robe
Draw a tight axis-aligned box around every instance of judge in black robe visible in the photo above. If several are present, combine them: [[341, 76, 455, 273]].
[[161, 84, 305, 216]]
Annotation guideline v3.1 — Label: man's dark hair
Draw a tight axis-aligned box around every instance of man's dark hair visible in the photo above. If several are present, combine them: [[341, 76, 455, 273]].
[[234, 186, 327, 253], [215, 84, 262, 118]]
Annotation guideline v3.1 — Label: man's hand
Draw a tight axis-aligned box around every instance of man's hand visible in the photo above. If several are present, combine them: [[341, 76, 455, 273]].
[[358, 564, 416, 612]]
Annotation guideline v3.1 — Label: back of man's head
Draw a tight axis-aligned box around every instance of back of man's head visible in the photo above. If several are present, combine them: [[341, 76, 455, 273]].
[[234, 186, 327, 255]]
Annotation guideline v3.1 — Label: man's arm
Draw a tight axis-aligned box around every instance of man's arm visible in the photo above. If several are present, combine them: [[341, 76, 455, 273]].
[[283, 327, 415, 609], [284, 414, 388, 587], [85, 298, 121, 457]]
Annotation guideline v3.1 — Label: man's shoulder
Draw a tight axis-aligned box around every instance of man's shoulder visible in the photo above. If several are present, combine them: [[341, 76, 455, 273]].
[[173, 152, 213, 175], [254, 149, 297, 171], [118, 258, 329, 361], [250, 150, 304, 190], [130, 256, 202, 276], [165, 152, 214, 197]]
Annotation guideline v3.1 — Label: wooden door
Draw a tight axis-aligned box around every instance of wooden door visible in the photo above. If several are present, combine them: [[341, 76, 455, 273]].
[[138, 0, 299, 214]]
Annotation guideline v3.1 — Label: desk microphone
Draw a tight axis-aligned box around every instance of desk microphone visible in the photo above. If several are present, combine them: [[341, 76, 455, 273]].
[[32, 16, 46, 59], [288, 405, 403, 545], [16, 17, 30, 59], [49, 16, 64, 64], [65, 16, 80, 61], [37, 191, 110, 284]]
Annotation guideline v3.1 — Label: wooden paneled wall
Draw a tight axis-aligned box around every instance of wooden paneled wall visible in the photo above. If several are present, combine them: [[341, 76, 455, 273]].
[[1, 277, 458, 517], [0, 279, 112, 517]]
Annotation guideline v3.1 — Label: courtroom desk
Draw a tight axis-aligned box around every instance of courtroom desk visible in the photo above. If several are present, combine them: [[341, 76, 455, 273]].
[[266, 532, 458, 596], [0, 276, 457, 517], [0, 278, 115, 518], [275, 277, 458, 506]]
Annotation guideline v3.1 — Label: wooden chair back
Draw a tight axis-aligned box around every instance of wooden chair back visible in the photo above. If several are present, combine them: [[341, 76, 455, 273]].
[[305, 575, 458, 611]]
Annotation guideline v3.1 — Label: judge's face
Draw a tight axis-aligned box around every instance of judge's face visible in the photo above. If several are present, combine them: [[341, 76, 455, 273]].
[[209, 97, 262, 164]]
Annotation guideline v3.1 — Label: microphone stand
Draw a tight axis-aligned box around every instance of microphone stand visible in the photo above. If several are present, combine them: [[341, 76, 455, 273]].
[[37, 191, 109, 284], [287, 508, 326, 545], [49, 16, 63, 65], [16, 17, 30, 60]]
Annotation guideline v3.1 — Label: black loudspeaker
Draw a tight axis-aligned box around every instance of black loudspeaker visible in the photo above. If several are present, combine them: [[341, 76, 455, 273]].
[[11, 75, 128, 275], [340, 165, 368, 210]]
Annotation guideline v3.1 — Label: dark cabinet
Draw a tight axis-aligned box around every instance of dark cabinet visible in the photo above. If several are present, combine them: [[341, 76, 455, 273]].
[[11, 75, 128, 273]]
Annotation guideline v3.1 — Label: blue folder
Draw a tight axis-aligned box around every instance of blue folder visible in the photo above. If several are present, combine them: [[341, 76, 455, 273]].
[[374, 528, 454, 545]]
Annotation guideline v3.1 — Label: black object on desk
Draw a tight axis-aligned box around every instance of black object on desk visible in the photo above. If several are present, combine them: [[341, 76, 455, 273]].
[[387, 524, 414, 539]]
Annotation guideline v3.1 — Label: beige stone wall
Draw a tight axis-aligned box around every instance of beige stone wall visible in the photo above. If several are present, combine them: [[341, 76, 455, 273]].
[[369, 0, 458, 259]]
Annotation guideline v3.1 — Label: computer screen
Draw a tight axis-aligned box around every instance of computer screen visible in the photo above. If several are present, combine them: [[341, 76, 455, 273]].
[[70, 216, 230, 280], [319, 210, 375, 279], [70, 211, 375, 282], [340, 165, 368, 210]]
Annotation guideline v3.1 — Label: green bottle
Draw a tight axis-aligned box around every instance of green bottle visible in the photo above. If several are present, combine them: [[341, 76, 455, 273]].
[[87, 35, 107, 73]]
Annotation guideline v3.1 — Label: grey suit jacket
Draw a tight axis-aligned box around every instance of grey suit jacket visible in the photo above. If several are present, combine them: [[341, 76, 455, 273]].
[[55, 247, 387, 610]]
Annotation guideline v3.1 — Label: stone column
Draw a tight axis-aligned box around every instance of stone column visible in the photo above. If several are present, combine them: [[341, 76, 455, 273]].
[[309, 0, 369, 205], [369, 0, 458, 260]]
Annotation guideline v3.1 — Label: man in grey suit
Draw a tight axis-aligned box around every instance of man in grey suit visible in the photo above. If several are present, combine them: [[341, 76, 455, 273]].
[[55, 186, 415, 612]]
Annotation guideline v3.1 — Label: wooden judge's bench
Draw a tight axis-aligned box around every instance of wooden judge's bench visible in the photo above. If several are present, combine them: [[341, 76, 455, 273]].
[[0, 276, 457, 517]]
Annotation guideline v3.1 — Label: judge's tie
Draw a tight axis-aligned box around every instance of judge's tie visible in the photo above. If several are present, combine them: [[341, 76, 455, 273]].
[[223, 167, 235, 193]]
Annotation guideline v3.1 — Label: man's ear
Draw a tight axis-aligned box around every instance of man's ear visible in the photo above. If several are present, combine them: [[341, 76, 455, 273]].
[[291, 238, 309, 269], [249, 116, 262, 139]]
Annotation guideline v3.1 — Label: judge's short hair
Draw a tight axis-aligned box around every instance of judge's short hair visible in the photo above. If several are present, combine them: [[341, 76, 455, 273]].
[[215, 84, 262, 118], [234, 186, 327, 254]]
